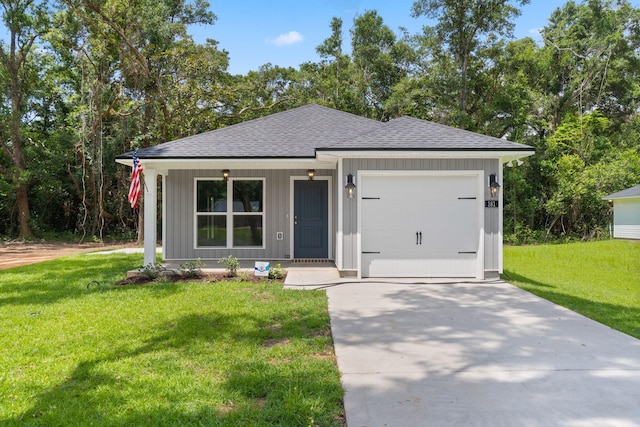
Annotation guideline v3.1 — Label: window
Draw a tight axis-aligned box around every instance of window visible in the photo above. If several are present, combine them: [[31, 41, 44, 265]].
[[195, 178, 264, 248]]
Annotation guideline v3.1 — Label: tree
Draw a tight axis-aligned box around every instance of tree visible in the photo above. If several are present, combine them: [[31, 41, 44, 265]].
[[0, 0, 50, 238], [309, 17, 356, 111], [410, 0, 529, 127], [351, 10, 412, 120], [541, 0, 640, 129], [55, 0, 224, 241]]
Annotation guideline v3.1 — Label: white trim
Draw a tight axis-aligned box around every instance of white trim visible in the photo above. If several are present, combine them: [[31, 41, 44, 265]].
[[143, 169, 159, 266], [336, 158, 344, 270], [117, 150, 534, 169], [476, 173, 486, 280], [289, 176, 333, 260], [498, 165, 504, 274], [317, 150, 534, 161], [357, 170, 485, 280], [193, 177, 267, 250], [117, 158, 337, 170], [162, 172, 167, 261], [356, 172, 362, 279], [606, 195, 640, 201]]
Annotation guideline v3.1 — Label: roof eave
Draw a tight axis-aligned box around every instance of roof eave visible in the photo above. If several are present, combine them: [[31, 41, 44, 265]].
[[602, 194, 640, 201], [116, 156, 337, 170], [316, 148, 535, 161]]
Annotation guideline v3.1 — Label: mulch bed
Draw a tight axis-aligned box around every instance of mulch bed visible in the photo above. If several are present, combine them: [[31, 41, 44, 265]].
[[115, 271, 286, 286]]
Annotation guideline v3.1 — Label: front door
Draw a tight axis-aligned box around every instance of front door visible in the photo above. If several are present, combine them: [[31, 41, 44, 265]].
[[294, 180, 328, 258]]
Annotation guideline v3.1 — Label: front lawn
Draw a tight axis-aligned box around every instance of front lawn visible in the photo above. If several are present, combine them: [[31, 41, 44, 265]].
[[0, 254, 344, 426], [504, 239, 640, 339]]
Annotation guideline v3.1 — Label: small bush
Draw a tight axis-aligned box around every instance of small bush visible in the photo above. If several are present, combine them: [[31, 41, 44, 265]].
[[179, 258, 205, 278], [218, 255, 240, 276], [504, 224, 545, 245], [268, 263, 285, 280], [141, 263, 164, 280]]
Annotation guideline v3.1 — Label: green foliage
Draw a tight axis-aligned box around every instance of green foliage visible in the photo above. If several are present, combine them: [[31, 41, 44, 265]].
[[218, 254, 240, 276], [179, 258, 205, 278], [141, 263, 164, 280], [0, 0, 639, 243], [0, 254, 343, 425], [504, 224, 545, 245], [268, 263, 285, 280], [504, 240, 640, 338]]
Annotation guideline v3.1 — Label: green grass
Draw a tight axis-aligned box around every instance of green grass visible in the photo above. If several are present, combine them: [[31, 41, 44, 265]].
[[0, 254, 344, 426], [504, 239, 640, 339]]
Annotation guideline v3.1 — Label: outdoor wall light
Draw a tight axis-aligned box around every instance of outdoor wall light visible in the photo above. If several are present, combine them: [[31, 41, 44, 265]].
[[222, 169, 230, 181], [345, 173, 356, 199], [307, 169, 315, 180], [489, 173, 500, 198]]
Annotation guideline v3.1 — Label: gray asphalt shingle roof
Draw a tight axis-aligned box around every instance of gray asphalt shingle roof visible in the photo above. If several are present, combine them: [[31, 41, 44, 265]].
[[604, 184, 640, 199], [324, 116, 529, 151], [117, 104, 532, 160]]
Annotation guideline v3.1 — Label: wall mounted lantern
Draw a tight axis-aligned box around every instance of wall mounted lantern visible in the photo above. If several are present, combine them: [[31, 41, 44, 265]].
[[222, 169, 230, 181], [345, 173, 356, 199], [489, 173, 500, 198], [307, 169, 315, 181]]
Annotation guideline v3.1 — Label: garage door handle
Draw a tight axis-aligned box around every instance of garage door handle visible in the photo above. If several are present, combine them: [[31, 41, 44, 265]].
[[416, 232, 419, 245], [458, 251, 477, 254], [419, 232, 422, 245]]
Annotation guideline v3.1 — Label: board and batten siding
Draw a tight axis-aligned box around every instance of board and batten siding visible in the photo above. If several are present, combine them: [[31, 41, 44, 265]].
[[613, 198, 640, 239], [341, 158, 501, 272], [165, 168, 336, 260]]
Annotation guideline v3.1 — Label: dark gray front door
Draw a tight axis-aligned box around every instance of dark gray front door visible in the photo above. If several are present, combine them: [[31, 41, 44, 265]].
[[294, 180, 328, 258]]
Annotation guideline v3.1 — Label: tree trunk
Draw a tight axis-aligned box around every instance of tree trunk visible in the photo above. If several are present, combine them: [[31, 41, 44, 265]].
[[11, 82, 33, 239], [15, 182, 33, 239]]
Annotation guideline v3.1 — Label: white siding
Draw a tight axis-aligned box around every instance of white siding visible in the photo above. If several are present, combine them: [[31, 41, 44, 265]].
[[613, 198, 640, 239]]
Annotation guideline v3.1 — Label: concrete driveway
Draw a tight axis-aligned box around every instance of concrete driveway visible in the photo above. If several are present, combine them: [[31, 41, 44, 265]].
[[326, 281, 640, 427]]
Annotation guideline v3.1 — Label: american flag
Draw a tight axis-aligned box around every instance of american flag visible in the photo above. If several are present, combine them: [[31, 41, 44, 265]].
[[128, 151, 143, 209]]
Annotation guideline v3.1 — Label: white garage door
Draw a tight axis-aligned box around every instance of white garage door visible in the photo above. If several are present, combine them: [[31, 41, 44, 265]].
[[360, 173, 482, 278]]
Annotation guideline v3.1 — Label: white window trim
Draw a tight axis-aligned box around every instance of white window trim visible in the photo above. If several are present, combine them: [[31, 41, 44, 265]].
[[194, 177, 266, 249]]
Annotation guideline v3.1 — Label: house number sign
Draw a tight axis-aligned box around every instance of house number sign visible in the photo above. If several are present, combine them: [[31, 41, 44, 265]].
[[485, 200, 499, 208]]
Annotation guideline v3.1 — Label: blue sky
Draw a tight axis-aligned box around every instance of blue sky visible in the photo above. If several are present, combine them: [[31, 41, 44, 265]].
[[190, 0, 576, 75]]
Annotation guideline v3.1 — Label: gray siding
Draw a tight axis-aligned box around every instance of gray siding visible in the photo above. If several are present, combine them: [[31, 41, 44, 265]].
[[341, 158, 500, 272], [166, 169, 335, 260]]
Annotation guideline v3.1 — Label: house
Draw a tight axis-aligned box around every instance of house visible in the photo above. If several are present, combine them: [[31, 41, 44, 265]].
[[603, 184, 640, 240], [116, 104, 534, 279]]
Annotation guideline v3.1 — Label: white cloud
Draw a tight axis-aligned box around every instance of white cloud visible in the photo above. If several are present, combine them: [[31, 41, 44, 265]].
[[267, 31, 304, 47], [529, 28, 543, 39]]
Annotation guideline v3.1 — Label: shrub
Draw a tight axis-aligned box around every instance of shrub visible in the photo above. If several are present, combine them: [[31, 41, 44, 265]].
[[268, 263, 285, 280], [179, 258, 205, 278], [141, 263, 164, 280], [218, 255, 240, 276]]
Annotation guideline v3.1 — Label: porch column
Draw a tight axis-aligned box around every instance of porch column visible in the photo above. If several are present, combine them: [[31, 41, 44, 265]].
[[143, 169, 158, 266]]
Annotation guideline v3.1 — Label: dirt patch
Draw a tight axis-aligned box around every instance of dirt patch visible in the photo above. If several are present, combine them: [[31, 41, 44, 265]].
[[0, 241, 135, 270]]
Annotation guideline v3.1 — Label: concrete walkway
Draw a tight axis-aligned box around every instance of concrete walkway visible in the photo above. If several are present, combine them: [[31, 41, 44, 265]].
[[326, 281, 640, 427]]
